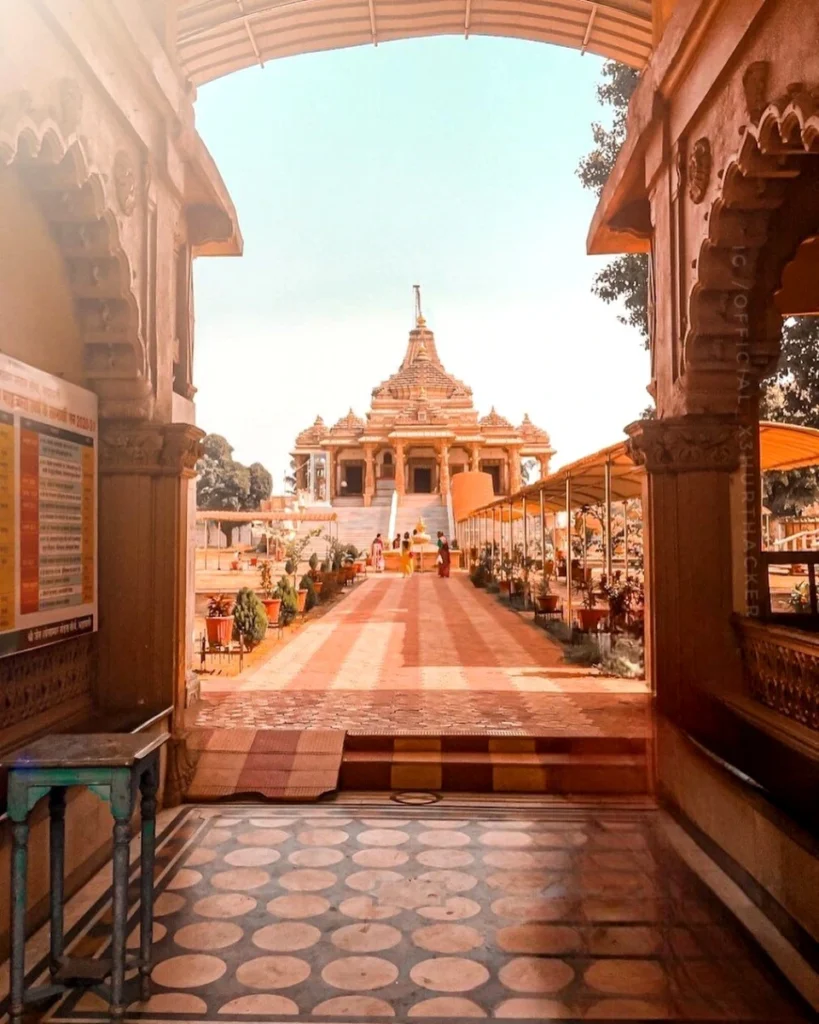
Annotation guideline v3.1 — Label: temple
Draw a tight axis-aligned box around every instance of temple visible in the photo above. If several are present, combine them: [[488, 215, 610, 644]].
[[291, 297, 554, 507]]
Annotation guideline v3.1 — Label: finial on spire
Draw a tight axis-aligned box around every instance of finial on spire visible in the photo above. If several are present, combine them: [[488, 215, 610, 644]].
[[413, 284, 426, 327]]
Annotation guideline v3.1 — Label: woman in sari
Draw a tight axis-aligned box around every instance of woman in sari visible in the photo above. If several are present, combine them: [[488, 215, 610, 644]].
[[400, 537, 414, 578], [437, 537, 451, 578], [371, 533, 385, 573]]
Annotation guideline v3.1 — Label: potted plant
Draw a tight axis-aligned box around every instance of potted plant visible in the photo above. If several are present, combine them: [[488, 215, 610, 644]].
[[537, 574, 559, 614], [232, 587, 268, 650], [299, 574, 318, 612], [258, 560, 281, 625], [205, 593, 234, 647], [275, 575, 299, 625], [577, 578, 607, 632]]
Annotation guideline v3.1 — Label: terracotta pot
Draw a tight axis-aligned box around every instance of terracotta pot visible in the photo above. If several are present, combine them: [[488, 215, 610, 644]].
[[230, 560, 240, 571], [355, 562, 363, 575], [344, 566, 355, 582], [261, 598, 281, 624], [296, 589, 308, 613], [538, 594, 560, 613], [206, 615, 233, 647], [577, 607, 607, 632], [336, 572, 345, 585], [313, 581, 323, 595], [250, 557, 258, 567]]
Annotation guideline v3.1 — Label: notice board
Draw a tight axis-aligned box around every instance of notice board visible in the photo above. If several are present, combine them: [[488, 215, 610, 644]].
[[0, 353, 98, 657]]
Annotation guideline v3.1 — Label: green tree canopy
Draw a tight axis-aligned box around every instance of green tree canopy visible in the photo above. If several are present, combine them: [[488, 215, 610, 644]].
[[196, 434, 273, 511]]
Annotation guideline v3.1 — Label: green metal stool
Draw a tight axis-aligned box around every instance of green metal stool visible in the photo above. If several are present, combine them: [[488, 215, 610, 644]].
[[2, 733, 168, 1023]]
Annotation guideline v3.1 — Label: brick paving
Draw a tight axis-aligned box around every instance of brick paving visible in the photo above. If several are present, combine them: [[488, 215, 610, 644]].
[[191, 576, 651, 737]]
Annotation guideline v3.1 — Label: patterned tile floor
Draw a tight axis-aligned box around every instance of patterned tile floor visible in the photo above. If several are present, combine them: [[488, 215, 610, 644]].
[[192, 576, 650, 737], [12, 801, 812, 1023]]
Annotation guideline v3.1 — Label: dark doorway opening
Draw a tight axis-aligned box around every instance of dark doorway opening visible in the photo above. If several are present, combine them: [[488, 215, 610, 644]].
[[414, 467, 432, 493], [483, 464, 502, 494], [344, 463, 364, 495]]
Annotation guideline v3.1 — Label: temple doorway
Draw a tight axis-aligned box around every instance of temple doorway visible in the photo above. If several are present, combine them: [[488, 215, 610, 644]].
[[342, 462, 364, 495], [483, 463, 502, 494], [413, 466, 432, 493]]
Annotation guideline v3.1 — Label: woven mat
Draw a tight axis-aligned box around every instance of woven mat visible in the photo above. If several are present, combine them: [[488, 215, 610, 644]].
[[183, 728, 344, 801]]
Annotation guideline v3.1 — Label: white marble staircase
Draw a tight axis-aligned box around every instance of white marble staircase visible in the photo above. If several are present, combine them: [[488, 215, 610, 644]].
[[395, 494, 450, 541]]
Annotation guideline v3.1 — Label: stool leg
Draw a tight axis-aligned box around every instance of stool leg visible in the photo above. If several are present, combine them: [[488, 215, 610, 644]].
[[110, 815, 131, 1020], [138, 767, 158, 1002], [10, 820, 30, 1024], [49, 788, 67, 977]]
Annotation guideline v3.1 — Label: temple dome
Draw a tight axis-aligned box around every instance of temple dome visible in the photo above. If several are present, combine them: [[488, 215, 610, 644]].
[[518, 413, 552, 445], [295, 415, 327, 447], [331, 408, 366, 433], [480, 407, 514, 429]]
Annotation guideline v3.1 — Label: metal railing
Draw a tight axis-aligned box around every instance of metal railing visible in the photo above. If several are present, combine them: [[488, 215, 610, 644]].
[[769, 529, 819, 551], [760, 550, 819, 619]]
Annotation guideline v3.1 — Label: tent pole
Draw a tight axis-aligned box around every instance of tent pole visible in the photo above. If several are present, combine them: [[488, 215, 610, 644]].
[[604, 455, 613, 580], [565, 475, 572, 627]]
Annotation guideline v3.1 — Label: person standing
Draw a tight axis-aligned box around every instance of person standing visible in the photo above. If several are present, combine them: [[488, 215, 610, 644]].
[[438, 537, 451, 578], [400, 537, 414, 578], [371, 533, 385, 573]]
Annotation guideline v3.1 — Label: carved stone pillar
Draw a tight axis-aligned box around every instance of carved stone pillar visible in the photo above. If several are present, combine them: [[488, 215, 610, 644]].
[[626, 415, 744, 726], [508, 447, 522, 494], [395, 444, 405, 496], [437, 443, 450, 504], [470, 445, 481, 473], [98, 422, 203, 716], [363, 445, 375, 508], [327, 449, 336, 501]]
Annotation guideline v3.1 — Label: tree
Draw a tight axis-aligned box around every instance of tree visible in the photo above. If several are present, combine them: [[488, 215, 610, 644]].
[[577, 61, 649, 348], [196, 434, 274, 546], [761, 318, 819, 515], [249, 462, 273, 508]]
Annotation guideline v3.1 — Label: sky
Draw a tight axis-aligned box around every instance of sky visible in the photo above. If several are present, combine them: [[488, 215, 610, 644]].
[[191, 37, 650, 488]]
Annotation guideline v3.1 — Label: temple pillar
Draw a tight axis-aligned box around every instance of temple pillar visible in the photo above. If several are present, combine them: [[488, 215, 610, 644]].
[[363, 444, 375, 507], [437, 442, 450, 505], [327, 449, 336, 500], [508, 447, 522, 494], [470, 445, 481, 473], [395, 444, 406, 496], [97, 421, 204, 716], [626, 415, 744, 726]]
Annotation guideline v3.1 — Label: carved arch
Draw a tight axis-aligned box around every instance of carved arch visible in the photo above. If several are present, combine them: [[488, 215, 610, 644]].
[[0, 91, 152, 419], [684, 85, 819, 413]]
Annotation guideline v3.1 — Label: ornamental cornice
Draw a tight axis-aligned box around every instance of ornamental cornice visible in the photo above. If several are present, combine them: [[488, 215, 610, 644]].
[[625, 415, 739, 474], [100, 422, 204, 477]]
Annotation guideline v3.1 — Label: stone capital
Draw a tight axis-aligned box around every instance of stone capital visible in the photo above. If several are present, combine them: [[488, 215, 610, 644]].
[[100, 422, 204, 477], [625, 415, 740, 474]]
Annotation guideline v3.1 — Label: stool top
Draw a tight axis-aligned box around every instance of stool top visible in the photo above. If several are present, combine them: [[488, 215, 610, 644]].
[[0, 733, 168, 770]]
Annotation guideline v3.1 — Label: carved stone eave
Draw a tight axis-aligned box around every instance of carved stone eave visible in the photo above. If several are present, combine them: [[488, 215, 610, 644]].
[[100, 422, 204, 477], [625, 415, 740, 474], [181, 129, 242, 257]]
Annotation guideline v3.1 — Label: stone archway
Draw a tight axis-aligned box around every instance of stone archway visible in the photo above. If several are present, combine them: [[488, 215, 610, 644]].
[[0, 89, 150, 419]]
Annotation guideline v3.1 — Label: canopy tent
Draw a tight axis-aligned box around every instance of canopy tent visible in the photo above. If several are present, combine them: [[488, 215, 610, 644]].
[[464, 422, 819, 519], [196, 510, 337, 523]]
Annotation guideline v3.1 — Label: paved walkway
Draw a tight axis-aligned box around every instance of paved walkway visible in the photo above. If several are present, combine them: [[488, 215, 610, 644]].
[[191, 576, 650, 736]]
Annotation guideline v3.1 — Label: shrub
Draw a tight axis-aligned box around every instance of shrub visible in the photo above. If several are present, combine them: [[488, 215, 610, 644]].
[[258, 560, 275, 598], [275, 575, 299, 625], [232, 588, 268, 648], [309, 552, 319, 572], [207, 593, 233, 617], [299, 574, 318, 612], [284, 559, 295, 576]]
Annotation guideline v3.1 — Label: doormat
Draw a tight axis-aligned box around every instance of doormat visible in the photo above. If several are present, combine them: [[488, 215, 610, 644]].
[[182, 728, 344, 801]]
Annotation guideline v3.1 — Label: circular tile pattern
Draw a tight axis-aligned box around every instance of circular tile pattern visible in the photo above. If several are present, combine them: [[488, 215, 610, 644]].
[[267, 894, 330, 919], [416, 850, 474, 869], [224, 848, 281, 867], [417, 831, 470, 848], [410, 957, 490, 993], [250, 818, 296, 828], [152, 954, 226, 989], [491, 897, 574, 922], [313, 996, 395, 1016], [498, 958, 574, 994], [353, 848, 409, 869], [346, 870, 403, 893], [417, 870, 478, 893], [297, 828, 349, 846], [480, 831, 532, 849], [496, 925, 582, 955], [174, 922, 243, 951], [193, 894, 257, 919], [166, 869, 202, 891], [486, 871, 556, 894], [127, 921, 166, 949], [236, 956, 311, 990], [423, 820, 470, 829], [360, 819, 412, 828], [132, 993, 208, 1014], [494, 998, 571, 1018], [322, 956, 399, 991], [218, 995, 299, 1015], [357, 829, 410, 847], [409, 997, 486, 1017], [211, 868, 270, 892], [412, 924, 483, 953], [338, 896, 401, 921], [154, 892, 186, 917], [201, 828, 232, 848], [279, 869, 337, 892], [289, 848, 345, 868], [416, 897, 482, 921], [252, 922, 321, 952], [584, 959, 666, 996], [185, 848, 217, 867], [331, 923, 402, 953], [238, 830, 289, 847]]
